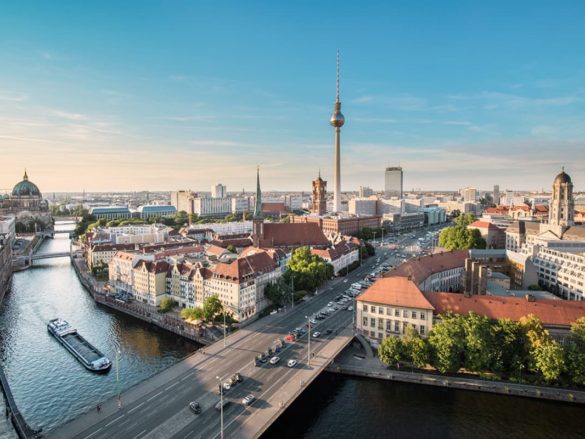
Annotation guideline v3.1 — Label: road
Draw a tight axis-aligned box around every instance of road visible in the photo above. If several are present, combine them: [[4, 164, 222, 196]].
[[50, 229, 437, 439]]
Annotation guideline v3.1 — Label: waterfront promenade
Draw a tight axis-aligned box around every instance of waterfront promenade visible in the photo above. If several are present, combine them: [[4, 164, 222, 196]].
[[328, 343, 585, 405]]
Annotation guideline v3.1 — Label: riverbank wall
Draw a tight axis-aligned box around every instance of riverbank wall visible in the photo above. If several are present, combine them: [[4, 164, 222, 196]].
[[71, 257, 215, 346], [0, 365, 40, 439], [327, 348, 585, 405]]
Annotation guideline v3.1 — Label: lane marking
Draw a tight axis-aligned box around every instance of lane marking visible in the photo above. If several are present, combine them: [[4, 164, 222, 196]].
[[166, 381, 179, 390], [104, 414, 124, 428], [83, 427, 103, 439], [146, 391, 163, 402], [128, 401, 145, 413], [132, 429, 147, 439]]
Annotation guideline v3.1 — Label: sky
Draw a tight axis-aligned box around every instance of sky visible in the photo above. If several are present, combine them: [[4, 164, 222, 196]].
[[1, 1, 585, 193]]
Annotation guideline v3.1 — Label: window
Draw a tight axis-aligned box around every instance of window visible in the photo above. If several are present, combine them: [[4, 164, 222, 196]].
[[362, 317, 368, 327], [394, 321, 400, 332], [386, 307, 392, 315], [363, 304, 368, 312], [411, 311, 417, 319], [420, 325, 425, 335], [378, 318, 384, 329], [370, 318, 375, 328], [378, 307, 383, 314], [403, 310, 408, 318], [395, 309, 400, 317], [386, 320, 392, 331]]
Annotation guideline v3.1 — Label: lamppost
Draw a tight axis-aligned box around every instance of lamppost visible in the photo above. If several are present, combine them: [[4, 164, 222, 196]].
[[216, 376, 224, 439], [223, 308, 226, 348], [115, 348, 122, 408], [305, 315, 311, 367], [291, 274, 295, 310]]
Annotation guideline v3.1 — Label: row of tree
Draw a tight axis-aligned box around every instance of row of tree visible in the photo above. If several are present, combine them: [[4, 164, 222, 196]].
[[438, 213, 486, 250], [378, 313, 585, 386]]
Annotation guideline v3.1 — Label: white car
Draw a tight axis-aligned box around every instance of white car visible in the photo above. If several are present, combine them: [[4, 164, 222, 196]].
[[313, 332, 321, 338], [287, 359, 297, 368], [347, 306, 354, 311], [223, 382, 231, 391], [242, 394, 255, 405], [269, 356, 280, 365]]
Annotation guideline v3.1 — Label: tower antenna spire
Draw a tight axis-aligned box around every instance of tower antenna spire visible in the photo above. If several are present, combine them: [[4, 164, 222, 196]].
[[336, 49, 340, 103]]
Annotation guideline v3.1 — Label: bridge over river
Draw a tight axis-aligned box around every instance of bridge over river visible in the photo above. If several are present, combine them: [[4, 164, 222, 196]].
[[48, 257, 377, 439]]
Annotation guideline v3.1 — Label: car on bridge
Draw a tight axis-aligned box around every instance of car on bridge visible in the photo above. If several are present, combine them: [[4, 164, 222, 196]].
[[242, 394, 255, 406], [312, 332, 321, 338], [189, 401, 201, 414], [269, 356, 280, 365]]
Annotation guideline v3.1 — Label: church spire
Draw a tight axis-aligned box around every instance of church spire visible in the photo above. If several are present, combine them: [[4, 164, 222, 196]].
[[23, 169, 28, 181], [253, 166, 262, 219]]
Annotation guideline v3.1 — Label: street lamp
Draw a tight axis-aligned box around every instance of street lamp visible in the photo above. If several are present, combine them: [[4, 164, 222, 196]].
[[223, 308, 226, 348], [291, 274, 295, 310], [115, 349, 122, 408], [216, 376, 224, 439], [305, 315, 311, 367]]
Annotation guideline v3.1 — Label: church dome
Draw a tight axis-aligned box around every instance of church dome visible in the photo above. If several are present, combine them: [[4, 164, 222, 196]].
[[553, 169, 572, 185], [12, 171, 41, 197]]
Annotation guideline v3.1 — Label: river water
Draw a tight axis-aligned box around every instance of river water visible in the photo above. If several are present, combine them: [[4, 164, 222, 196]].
[[1, 223, 584, 438], [0, 224, 198, 432]]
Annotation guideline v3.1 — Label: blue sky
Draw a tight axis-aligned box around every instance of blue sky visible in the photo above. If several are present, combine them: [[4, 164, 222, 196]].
[[1, 1, 585, 192]]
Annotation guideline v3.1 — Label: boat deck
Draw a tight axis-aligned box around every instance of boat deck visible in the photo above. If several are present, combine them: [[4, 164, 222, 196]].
[[63, 333, 102, 364]]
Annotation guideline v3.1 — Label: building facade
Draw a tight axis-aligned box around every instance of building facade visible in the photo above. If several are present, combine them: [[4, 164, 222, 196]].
[[384, 167, 403, 199], [311, 173, 327, 215]]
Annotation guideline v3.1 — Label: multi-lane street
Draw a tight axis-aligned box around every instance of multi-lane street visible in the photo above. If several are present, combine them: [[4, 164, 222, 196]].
[[50, 229, 439, 439]]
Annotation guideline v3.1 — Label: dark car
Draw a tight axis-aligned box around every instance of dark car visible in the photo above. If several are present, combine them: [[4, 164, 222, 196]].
[[325, 329, 333, 335], [235, 372, 243, 383], [189, 401, 201, 414]]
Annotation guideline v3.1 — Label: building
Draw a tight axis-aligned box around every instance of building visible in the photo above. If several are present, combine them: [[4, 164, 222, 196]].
[[87, 243, 136, 269], [132, 260, 169, 306], [137, 205, 176, 219], [231, 197, 251, 214], [384, 167, 403, 198], [505, 169, 585, 300], [356, 276, 435, 347], [291, 214, 381, 236], [385, 250, 469, 293], [0, 216, 15, 300], [359, 186, 373, 198], [330, 50, 345, 213], [170, 190, 198, 215], [493, 185, 500, 205], [467, 220, 506, 249], [0, 171, 52, 235], [311, 173, 327, 215], [461, 187, 478, 203], [89, 206, 132, 220], [383, 212, 425, 232], [211, 184, 227, 198], [193, 197, 232, 217], [311, 240, 359, 276], [348, 198, 377, 216], [421, 207, 447, 225]]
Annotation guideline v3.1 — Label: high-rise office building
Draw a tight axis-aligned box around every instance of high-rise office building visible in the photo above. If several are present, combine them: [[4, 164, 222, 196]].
[[461, 187, 477, 203], [211, 184, 227, 198], [384, 167, 403, 198], [493, 185, 500, 205], [359, 186, 373, 197]]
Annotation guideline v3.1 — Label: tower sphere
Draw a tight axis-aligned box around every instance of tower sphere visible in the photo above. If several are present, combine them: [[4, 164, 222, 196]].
[[330, 105, 345, 127]]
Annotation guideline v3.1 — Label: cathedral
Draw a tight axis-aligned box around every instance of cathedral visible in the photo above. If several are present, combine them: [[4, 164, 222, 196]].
[[0, 171, 53, 235]]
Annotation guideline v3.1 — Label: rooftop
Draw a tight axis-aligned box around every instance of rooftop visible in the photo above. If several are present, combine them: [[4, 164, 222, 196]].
[[357, 277, 435, 310]]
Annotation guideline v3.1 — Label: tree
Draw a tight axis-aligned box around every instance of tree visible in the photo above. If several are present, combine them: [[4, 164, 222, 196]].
[[264, 279, 292, 307], [493, 319, 528, 376], [378, 336, 405, 366], [226, 245, 237, 253], [202, 295, 224, 322], [159, 297, 174, 313], [565, 318, 585, 385], [181, 307, 204, 321], [175, 210, 189, 227], [438, 216, 487, 251], [533, 338, 565, 382], [364, 242, 376, 257], [402, 325, 430, 368], [287, 247, 333, 292], [462, 313, 499, 372], [428, 314, 466, 373]]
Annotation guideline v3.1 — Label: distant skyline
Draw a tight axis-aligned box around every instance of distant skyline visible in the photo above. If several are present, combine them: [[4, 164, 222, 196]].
[[2, 1, 585, 192]]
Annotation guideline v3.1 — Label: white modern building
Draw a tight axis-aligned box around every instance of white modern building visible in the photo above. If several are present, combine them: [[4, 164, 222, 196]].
[[211, 184, 227, 198]]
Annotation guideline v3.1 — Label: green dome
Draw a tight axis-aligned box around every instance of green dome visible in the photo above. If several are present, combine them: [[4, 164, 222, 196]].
[[12, 171, 41, 197]]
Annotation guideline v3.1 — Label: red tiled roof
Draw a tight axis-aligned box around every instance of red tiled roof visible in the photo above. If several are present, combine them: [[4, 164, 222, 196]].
[[91, 243, 135, 252], [357, 277, 435, 310], [384, 250, 468, 285], [206, 244, 228, 256], [468, 221, 497, 229], [213, 251, 277, 283], [424, 292, 585, 328], [259, 223, 329, 248], [135, 260, 169, 274], [262, 202, 288, 213]]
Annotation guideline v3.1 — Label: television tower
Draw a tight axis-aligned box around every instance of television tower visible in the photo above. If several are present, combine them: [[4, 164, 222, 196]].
[[330, 49, 345, 213]]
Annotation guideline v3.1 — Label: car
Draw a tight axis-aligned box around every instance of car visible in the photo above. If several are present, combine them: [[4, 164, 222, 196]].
[[222, 382, 231, 391], [269, 356, 280, 365], [343, 279, 348, 283], [189, 401, 201, 414], [325, 329, 333, 335], [347, 306, 353, 311], [310, 319, 317, 325], [327, 302, 334, 307], [234, 372, 242, 383], [313, 332, 321, 338], [287, 359, 297, 368], [215, 399, 230, 411], [242, 394, 255, 405]]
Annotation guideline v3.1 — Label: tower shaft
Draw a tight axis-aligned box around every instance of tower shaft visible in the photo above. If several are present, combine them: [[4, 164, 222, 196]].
[[333, 127, 341, 212]]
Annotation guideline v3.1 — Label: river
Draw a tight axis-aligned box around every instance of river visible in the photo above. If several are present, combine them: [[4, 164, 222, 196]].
[[0, 223, 198, 433]]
